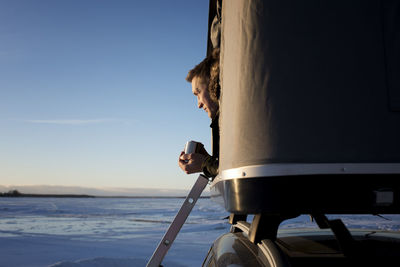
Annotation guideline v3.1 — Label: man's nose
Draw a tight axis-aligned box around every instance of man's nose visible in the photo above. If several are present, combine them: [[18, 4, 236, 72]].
[[197, 100, 203, 109]]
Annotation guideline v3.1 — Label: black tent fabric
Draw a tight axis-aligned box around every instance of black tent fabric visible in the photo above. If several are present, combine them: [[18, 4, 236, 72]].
[[211, 0, 400, 213], [219, 0, 400, 170]]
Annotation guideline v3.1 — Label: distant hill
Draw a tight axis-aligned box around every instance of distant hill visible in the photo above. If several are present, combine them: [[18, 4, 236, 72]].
[[0, 189, 94, 198], [0, 191, 94, 198], [0, 185, 210, 198]]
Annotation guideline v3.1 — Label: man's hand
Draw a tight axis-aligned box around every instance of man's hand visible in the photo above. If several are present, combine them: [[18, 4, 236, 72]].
[[178, 151, 209, 174]]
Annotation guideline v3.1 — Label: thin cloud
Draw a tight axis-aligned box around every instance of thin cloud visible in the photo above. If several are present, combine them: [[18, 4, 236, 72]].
[[26, 119, 116, 125]]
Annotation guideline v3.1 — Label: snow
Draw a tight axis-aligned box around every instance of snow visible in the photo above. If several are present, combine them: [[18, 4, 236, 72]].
[[1, 197, 399, 267], [0, 197, 229, 267]]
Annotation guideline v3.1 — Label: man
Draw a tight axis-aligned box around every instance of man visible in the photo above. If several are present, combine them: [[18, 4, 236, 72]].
[[178, 49, 220, 178]]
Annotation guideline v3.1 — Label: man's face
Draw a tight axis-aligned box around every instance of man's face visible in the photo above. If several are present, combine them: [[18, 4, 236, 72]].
[[191, 76, 218, 118]]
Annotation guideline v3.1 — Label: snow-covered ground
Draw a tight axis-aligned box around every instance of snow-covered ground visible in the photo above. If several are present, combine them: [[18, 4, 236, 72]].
[[1, 197, 399, 267]]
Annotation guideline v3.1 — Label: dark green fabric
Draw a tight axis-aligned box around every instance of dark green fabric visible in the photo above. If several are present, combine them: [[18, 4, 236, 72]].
[[202, 112, 219, 178], [202, 155, 219, 178]]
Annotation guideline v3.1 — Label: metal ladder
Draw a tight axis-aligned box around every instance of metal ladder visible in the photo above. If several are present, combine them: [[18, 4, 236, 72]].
[[146, 174, 209, 267]]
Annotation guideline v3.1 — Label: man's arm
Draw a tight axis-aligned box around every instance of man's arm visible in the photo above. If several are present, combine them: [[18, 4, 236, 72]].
[[201, 155, 219, 178], [178, 143, 218, 177]]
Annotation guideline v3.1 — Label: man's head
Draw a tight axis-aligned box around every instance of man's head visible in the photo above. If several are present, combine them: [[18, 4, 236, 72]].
[[186, 49, 220, 119], [190, 76, 218, 118]]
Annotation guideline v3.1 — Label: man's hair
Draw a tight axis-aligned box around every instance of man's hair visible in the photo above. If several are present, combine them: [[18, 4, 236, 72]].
[[186, 48, 220, 102], [208, 48, 220, 102]]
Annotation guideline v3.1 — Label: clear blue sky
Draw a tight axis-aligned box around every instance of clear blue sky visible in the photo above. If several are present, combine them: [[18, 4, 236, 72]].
[[0, 0, 213, 190]]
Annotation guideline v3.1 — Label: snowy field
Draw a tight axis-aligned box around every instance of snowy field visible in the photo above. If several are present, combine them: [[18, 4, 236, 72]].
[[1, 197, 400, 267]]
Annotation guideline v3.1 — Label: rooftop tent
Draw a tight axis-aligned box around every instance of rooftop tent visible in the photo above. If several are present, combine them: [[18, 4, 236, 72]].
[[209, 0, 400, 214]]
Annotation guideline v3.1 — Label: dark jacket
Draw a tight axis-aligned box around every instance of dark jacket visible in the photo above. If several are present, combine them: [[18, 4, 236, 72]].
[[201, 111, 219, 178]]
